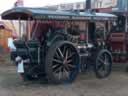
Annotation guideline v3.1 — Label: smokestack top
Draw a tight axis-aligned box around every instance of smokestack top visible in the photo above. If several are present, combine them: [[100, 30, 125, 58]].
[[86, 0, 91, 10]]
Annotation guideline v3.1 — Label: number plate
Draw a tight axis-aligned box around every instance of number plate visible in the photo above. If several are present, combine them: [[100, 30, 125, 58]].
[[17, 61, 24, 73]]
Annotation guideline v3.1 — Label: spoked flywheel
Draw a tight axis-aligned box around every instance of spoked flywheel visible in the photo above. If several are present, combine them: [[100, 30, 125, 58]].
[[94, 49, 112, 78], [45, 41, 79, 84]]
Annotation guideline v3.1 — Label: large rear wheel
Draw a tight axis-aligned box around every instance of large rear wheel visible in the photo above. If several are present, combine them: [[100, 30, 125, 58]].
[[45, 41, 80, 84]]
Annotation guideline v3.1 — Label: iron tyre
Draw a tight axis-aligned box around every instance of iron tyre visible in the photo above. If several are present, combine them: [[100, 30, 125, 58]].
[[45, 41, 80, 84]]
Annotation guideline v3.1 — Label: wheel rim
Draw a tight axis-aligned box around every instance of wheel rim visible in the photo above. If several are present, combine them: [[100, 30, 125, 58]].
[[52, 44, 79, 81], [96, 52, 111, 76]]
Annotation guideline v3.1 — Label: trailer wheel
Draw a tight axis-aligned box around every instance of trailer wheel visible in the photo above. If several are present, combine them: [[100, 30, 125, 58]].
[[45, 41, 79, 84], [94, 49, 112, 78]]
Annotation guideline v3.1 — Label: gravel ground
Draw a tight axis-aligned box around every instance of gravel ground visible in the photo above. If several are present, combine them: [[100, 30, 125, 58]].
[[0, 60, 128, 96]]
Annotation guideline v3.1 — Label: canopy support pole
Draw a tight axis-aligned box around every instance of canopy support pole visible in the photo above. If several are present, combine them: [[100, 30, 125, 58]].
[[86, 21, 89, 44], [125, 15, 128, 32], [108, 21, 110, 33], [18, 17, 21, 38], [103, 21, 106, 40], [26, 17, 31, 40]]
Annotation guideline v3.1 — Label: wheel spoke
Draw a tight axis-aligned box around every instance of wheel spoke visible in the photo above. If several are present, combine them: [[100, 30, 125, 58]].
[[98, 56, 105, 64], [58, 68, 62, 80], [63, 46, 66, 57], [52, 63, 60, 69], [98, 61, 108, 71], [65, 49, 69, 60], [53, 66, 62, 73], [63, 68, 69, 79], [53, 58, 63, 64], [104, 54, 109, 65], [67, 59, 72, 64], [68, 64, 76, 68], [67, 52, 75, 59], [55, 51, 60, 59], [65, 65, 70, 71], [57, 48, 64, 59]]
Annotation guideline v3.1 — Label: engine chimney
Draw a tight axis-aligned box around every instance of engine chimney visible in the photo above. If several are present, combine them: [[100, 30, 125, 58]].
[[86, 0, 91, 10]]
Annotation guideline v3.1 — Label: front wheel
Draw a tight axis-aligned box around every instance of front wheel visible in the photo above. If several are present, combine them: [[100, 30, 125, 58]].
[[94, 49, 112, 78], [45, 41, 80, 84]]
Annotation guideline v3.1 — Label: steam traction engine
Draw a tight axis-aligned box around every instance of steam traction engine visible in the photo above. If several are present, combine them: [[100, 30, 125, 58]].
[[2, 7, 116, 84]]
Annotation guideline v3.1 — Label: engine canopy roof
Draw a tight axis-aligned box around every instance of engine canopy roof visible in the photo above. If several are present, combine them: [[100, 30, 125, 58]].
[[2, 7, 117, 21]]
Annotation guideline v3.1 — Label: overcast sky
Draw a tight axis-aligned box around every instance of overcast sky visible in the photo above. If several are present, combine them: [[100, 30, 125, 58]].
[[0, 0, 85, 13]]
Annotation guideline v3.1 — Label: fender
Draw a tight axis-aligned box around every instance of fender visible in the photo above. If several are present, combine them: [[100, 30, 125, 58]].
[[47, 35, 65, 46]]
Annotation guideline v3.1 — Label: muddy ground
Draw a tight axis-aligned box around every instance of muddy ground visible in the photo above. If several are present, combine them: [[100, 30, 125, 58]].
[[0, 55, 128, 96]]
